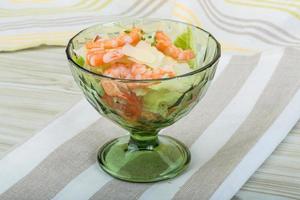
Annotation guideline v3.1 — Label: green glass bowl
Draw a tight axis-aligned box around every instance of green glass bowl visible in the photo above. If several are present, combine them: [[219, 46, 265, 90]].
[[66, 18, 221, 183]]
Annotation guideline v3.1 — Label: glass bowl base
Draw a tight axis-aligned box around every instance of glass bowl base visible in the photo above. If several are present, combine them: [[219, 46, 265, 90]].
[[97, 135, 191, 183]]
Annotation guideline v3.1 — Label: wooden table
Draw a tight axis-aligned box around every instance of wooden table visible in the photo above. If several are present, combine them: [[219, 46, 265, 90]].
[[1, 47, 299, 199]]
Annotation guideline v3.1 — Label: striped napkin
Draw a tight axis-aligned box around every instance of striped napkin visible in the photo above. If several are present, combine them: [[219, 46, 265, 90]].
[[1, 48, 300, 200], [1, 0, 300, 52], [1, 0, 300, 200]]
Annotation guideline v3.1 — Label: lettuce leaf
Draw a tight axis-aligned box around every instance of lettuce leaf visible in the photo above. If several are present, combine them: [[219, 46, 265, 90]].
[[72, 55, 85, 66], [150, 77, 195, 93], [173, 27, 197, 68], [143, 89, 182, 117], [174, 27, 193, 50], [144, 76, 196, 117]]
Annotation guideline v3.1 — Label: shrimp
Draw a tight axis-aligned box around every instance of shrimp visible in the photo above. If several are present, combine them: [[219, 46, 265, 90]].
[[102, 63, 175, 90], [85, 27, 143, 49], [101, 79, 127, 98], [100, 62, 176, 121], [155, 31, 195, 61], [102, 92, 142, 121], [103, 63, 131, 78], [103, 63, 176, 80], [101, 79, 142, 120], [86, 49, 124, 67]]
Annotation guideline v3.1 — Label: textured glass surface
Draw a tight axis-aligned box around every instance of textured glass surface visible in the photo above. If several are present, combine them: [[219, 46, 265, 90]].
[[66, 18, 220, 182]]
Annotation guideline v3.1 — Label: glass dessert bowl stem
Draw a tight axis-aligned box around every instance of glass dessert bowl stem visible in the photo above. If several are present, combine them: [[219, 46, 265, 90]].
[[98, 129, 191, 182]]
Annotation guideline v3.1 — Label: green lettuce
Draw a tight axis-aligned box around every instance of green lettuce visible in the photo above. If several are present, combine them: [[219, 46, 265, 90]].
[[174, 27, 193, 50], [143, 89, 182, 117], [144, 75, 198, 117], [72, 55, 85, 66], [173, 27, 197, 68], [150, 77, 195, 93]]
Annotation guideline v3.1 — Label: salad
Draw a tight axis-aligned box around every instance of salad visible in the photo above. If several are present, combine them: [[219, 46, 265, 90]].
[[77, 27, 195, 78], [72, 26, 204, 129]]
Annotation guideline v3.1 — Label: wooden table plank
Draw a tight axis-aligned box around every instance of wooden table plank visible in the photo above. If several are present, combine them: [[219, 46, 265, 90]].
[[0, 47, 299, 199], [236, 123, 300, 199], [0, 47, 81, 157]]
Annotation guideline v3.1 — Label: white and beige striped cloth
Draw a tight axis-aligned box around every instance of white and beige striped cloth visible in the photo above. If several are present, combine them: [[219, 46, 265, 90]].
[[1, 0, 300, 52], [1, 0, 300, 200]]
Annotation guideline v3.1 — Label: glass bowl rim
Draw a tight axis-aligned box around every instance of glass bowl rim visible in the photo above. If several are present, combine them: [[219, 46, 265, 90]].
[[65, 18, 221, 82]]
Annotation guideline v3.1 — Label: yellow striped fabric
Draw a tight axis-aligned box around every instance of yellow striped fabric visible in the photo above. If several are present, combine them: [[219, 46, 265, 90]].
[[1, 0, 300, 52]]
